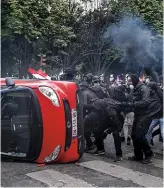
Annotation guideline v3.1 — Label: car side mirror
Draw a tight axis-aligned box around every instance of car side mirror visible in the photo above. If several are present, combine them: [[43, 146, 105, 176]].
[[5, 77, 15, 87]]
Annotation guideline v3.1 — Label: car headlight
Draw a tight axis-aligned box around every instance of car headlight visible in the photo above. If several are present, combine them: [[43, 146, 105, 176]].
[[44, 145, 61, 163], [39, 86, 60, 106]]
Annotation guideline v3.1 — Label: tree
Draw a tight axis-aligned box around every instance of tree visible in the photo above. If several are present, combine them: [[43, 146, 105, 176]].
[[2, 0, 162, 77], [61, 6, 120, 75], [2, 0, 77, 77], [104, 0, 163, 34]]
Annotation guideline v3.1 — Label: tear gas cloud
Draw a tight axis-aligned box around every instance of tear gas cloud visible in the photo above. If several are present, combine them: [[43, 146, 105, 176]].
[[104, 15, 163, 74]]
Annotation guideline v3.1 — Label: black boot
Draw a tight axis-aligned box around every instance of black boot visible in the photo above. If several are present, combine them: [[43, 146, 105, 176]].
[[128, 155, 143, 162], [92, 149, 105, 156], [114, 156, 122, 162], [142, 152, 155, 164], [85, 145, 97, 153]]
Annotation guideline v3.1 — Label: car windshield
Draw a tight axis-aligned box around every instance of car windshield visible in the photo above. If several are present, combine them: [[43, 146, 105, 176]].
[[1, 90, 32, 157]]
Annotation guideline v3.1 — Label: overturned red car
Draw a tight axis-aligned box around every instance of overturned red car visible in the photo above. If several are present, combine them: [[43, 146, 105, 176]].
[[1, 78, 84, 164]]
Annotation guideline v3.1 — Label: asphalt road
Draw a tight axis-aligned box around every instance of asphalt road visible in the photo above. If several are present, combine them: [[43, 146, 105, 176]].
[[1, 132, 163, 187]]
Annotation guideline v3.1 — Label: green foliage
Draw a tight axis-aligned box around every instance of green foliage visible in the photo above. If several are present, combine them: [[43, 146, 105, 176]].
[[1, 0, 163, 77], [107, 0, 163, 34], [3, 0, 76, 43], [2, 0, 80, 77]]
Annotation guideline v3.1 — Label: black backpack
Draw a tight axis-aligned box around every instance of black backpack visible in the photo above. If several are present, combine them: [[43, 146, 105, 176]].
[[108, 86, 126, 102], [89, 86, 108, 99]]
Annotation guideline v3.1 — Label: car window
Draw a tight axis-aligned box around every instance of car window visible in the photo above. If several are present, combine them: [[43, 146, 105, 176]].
[[1, 90, 32, 157]]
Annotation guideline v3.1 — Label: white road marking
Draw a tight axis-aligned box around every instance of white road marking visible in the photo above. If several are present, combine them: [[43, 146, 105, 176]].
[[124, 152, 163, 169], [153, 148, 163, 155], [152, 158, 163, 168], [77, 160, 163, 187], [26, 169, 93, 187]]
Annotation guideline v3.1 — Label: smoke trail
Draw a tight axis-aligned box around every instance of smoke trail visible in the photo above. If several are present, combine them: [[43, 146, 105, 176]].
[[104, 15, 162, 76]]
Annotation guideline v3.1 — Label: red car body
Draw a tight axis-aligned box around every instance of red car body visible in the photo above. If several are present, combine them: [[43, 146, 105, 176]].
[[1, 79, 84, 164]]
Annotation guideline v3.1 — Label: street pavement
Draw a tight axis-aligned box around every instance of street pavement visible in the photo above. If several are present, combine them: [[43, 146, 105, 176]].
[[1, 128, 163, 187]]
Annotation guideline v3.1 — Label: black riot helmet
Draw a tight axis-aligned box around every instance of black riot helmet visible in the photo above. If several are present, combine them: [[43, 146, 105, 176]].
[[85, 73, 93, 84]]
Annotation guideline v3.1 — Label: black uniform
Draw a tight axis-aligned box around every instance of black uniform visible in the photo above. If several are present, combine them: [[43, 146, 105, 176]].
[[127, 75, 162, 162], [88, 85, 108, 99], [84, 98, 123, 157], [108, 85, 127, 102], [146, 81, 163, 109], [83, 84, 108, 149], [108, 85, 127, 141]]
